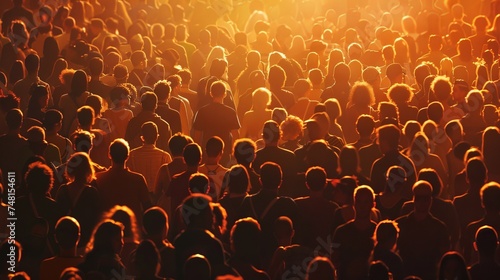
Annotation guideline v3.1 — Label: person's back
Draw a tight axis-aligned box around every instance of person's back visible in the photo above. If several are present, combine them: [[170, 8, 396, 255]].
[[102, 86, 134, 141], [372, 221, 404, 280], [468, 226, 500, 280]]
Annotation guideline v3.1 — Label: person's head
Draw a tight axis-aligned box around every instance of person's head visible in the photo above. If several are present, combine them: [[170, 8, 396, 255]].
[[59, 267, 83, 280], [428, 34, 443, 52], [482, 127, 500, 173], [262, 120, 281, 146], [268, 65, 286, 88], [368, 261, 391, 280], [188, 173, 210, 194], [104, 205, 139, 242], [109, 85, 130, 108], [65, 152, 95, 184], [85, 95, 104, 117], [140, 121, 158, 145], [55, 216, 80, 251], [272, 107, 288, 124], [474, 225, 499, 258], [251, 87, 271, 111], [356, 114, 375, 138], [374, 220, 399, 250], [76, 105, 94, 128], [231, 217, 261, 259], [226, 164, 250, 194], [140, 92, 158, 112], [414, 63, 431, 87], [25, 53, 40, 75], [131, 50, 147, 69], [377, 124, 401, 153], [409, 132, 430, 159], [113, 64, 128, 82], [418, 168, 443, 197], [457, 38, 473, 59], [133, 240, 161, 277], [280, 115, 303, 142], [466, 156, 488, 188], [292, 78, 312, 99], [25, 162, 53, 196], [143, 206, 169, 239], [177, 69, 192, 87], [233, 138, 256, 166], [183, 254, 211, 280], [385, 165, 407, 193], [260, 162, 282, 190], [412, 180, 433, 214], [109, 138, 130, 165], [354, 186, 375, 219], [339, 145, 360, 175], [183, 143, 202, 167], [444, 120, 463, 144], [480, 182, 500, 213], [308, 68, 323, 87], [305, 166, 327, 192], [305, 256, 336, 280], [387, 83, 413, 105], [432, 76, 452, 103], [427, 101, 444, 123], [386, 63, 404, 84], [209, 81, 226, 100], [152, 80, 171, 102], [168, 133, 193, 157], [70, 70, 88, 97], [452, 79, 469, 103], [27, 83, 49, 112], [334, 62, 350, 83], [349, 81, 375, 107], [86, 219, 124, 254], [482, 104, 498, 126], [180, 194, 213, 229], [43, 109, 63, 133], [473, 15, 490, 33], [438, 251, 470, 280]]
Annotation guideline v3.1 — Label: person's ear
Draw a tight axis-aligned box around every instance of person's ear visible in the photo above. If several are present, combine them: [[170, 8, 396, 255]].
[[473, 241, 478, 252]]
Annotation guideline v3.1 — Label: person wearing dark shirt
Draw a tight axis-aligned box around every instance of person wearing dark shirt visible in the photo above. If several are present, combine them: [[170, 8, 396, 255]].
[[460, 90, 487, 147], [268, 65, 295, 110], [95, 139, 151, 222], [294, 166, 339, 249], [462, 182, 500, 265], [153, 80, 182, 134], [1, 0, 35, 35], [396, 181, 450, 280], [127, 51, 148, 90], [252, 120, 298, 194], [454, 157, 489, 239], [372, 220, 404, 280], [88, 57, 112, 102], [321, 62, 351, 109], [370, 124, 417, 194], [231, 138, 262, 194], [193, 81, 240, 166], [332, 186, 377, 280], [239, 162, 299, 269], [375, 166, 408, 220], [468, 226, 500, 279], [125, 92, 171, 152]]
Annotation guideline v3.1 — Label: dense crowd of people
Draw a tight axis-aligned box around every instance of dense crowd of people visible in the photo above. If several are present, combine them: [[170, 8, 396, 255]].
[[1, 0, 500, 279]]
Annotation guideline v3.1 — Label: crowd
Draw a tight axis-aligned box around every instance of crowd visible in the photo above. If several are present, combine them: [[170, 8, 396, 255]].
[[1, 0, 500, 279]]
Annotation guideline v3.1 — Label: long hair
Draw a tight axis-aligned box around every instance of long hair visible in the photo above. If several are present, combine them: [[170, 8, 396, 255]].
[[85, 219, 124, 254], [103, 205, 140, 243]]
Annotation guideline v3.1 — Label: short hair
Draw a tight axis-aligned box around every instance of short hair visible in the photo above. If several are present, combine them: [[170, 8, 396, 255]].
[[133, 240, 160, 274], [109, 85, 130, 105], [305, 166, 327, 191], [306, 256, 336, 280], [268, 65, 286, 88], [72, 130, 93, 152], [183, 143, 202, 167], [141, 92, 158, 111], [308, 68, 323, 85], [130, 50, 146, 66], [418, 168, 442, 197], [427, 101, 444, 123], [55, 216, 81, 250], [334, 62, 350, 81], [6, 108, 23, 130], [377, 124, 401, 149], [76, 106, 95, 127], [475, 225, 498, 256], [153, 80, 171, 101], [142, 207, 168, 236], [180, 194, 213, 227], [260, 162, 282, 189], [466, 90, 484, 113], [177, 69, 192, 85], [210, 81, 226, 98], [205, 136, 224, 158], [231, 217, 261, 255], [274, 216, 293, 239], [109, 138, 130, 164], [354, 185, 375, 202], [188, 173, 210, 194], [141, 121, 158, 144], [444, 120, 463, 138], [251, 87, 272, 109], [25, 53, 40, 74], [166, 74, 182, 89], [85, 95, 104, 115], [481, 182, 500, 212], [88, 57, 104, 76], [225, 164, 250, 194], [233, 138, 256, 165], [356, 114, 375, 136], [466, 157, 488, 185], [387, 83, 413, 104], [324, 98, 342, 120], [262, 120, 281, 144], [428, 34, 442, 51], [25, 162, 54, 195], [375, 220, 399, 246], [431, 76, 452, 102], [168, 133, 193, 156]]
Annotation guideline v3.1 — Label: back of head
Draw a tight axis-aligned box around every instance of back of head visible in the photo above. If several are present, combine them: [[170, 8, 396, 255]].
[[475, 225, 498, 256], [210, 81, 226, 99], [481, 182, 500, 213], [25, 53, 40, 74], [205, 136, 224, 158], [268, 65, 286, 88], [6, 108, 23, 130], [369, 261, 390, 280], [388, 83, 413, 105], [427, 101, 444, 123], [428, 35, 442, 51], [260, 162, 282, 189], [55, 216, 80, 250], [109, 138, 130, 164], [188, 173, 210, 194], [418, 168, 442, 197], [233, 138, 256, 165], [334, 62, 350, 81], [305, 166, 327, 191], [181, 194, 213, 229], [153, 80, 171, 101], [377, 124, 401, 150], [375, 220, 399, 247], [226, 164, 250, 194], [43, 109, 63, 131], [142, 206, 168, 237], [262, 120, 281, 145], [134, 240, 160, 276], [141, 91, 158, 111], [141, 121, 158, 144], [183, 143, 202, 167], [231, 217, 261, 257], [184, 254, 211, 280], [72, 130, 93, 153], [89, 57, 104, 76], [76, 105, 94, 127], [25, 162, 53, 196], [169, 133, 193, 157], [466, 157, 487, 187], [306, 256, 336, 280]]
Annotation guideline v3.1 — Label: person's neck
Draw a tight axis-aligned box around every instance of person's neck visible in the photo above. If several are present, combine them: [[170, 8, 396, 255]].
[[59, 247, 78, 258], [277, 238, 292, 247], [205, 158, 219, 165], [46, 129, 58, 136], [79, 125, 92, 131], [213, 97, 224, 104], [112, 162, 126, 169], [359, 135, 371, 141], [413, 211, 429, 221], [353, 216, 372, 228], [309, 190, 323, 199], [186, 165, 198, 172], [265, 142, 279, 148]]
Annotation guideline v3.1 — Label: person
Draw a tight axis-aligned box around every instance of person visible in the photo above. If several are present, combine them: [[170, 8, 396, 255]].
[[252, 120, 298, 194], [95, 139, 151, 221], [157, 24, 189, 68], [231, 138, 261, 193], [279, 115, 304, 152], [39, 217, 84, 280], [372, 220, 404, 280], [25, 83, 50, 123], [133, 240, 166, 280], [387, 83, 418, 126], [13, 54, 51, 113], [199, 137, 228, 199], [59, 70, 90, 137], [294, 166, 339, 249], [370, 124, 417, 194], [375, 166, 409, 219], [142, 206, 176, 279], [1, 0, 35, 35], [78, 220, 126, 279], [368, 260, 392, 280], [338, 145, 371, 186], [125, 91, 172, 152], [460, 90, 487, 147], [88, 57, 112, 101], [396, 181, 450, 280], [415, 35, 447, 69], [268, 65, 296, 110], [406, 132, 448, 186], [102, 85, 134, 141], [153, 80, 182, 134], [228, 218, 270, 280], [128, 121, 172, 200], [239, 87, 273, 141], [239, 162, 299, 267], [438, 251, 471, 280], [193, 81, 240, 166], [56, 152, 101, 250], [332, 186, 377, 280], [351, 114, 375, 151], [166, 74, 194, 136], [127, 50, 148, 90], [462, 182, 500, 265], [288, 78, 318, 121], [305, 256, 336, 280], [468, 225, 500, 279]]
